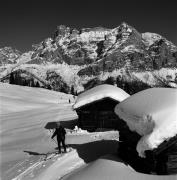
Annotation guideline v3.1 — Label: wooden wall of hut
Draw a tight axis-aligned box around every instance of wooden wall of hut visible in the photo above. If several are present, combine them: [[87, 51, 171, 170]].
[[118, 119, 177, 175], [76, 98, 120, 131], [117, 120, 154, 174], [153, 134, 177, 175], [166, 141, 177, 174]]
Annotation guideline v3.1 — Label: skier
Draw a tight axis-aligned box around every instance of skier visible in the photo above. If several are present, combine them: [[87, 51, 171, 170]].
[[51, 122, 66, 154]]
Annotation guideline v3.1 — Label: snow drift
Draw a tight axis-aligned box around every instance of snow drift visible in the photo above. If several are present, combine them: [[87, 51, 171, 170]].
[[63, 154, 177, 180], [73, 84, 130, 109], [114, 88, 177, 157]]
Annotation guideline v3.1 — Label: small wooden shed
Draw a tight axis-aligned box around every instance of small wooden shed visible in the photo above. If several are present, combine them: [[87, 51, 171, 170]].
[[114, 88, 177, 175], [73, 84, 130, 131], [117, 122, 177, 175]]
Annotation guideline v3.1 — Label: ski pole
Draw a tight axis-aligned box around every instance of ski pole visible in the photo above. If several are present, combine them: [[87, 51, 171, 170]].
[[52, 138, 57, 145], [48, 129, 57, 145], [50, 129, 57, 145]]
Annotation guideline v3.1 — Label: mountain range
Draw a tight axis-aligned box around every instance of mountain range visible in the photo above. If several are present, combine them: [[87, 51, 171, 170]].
[[0, 22, 177, 93]]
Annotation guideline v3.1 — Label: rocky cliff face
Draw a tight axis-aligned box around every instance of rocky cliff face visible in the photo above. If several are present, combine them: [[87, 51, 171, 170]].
[[29, 22, 177, 76]]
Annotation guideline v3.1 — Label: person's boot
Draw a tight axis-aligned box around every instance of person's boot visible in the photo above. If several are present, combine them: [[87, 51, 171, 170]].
[[58, 149, 61, 154]]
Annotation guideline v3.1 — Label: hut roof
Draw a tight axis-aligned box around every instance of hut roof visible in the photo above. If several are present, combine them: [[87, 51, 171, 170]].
[[73, 84, 130, 109], [114, 88, 177, 158]]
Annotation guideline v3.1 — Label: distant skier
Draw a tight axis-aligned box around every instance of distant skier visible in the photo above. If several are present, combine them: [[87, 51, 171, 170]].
[[51, 122, 66, 154], [175, 73, 177, 83], [69, 99, 71, 103]]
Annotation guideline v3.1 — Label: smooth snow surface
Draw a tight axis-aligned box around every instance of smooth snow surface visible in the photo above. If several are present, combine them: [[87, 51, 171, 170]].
[[73, 84, 130, 109], [115, 88, 177, 157], [0, 83, 77, 179], [63, 154, 177, 180]]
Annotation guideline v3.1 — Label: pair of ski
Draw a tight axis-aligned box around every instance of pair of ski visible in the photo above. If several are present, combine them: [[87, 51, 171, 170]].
[[43, 147, 73, 161]]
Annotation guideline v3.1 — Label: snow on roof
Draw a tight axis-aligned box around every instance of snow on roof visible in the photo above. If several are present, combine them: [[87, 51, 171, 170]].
[[115, 88, 177, 158], [73, 84, 130, 109]]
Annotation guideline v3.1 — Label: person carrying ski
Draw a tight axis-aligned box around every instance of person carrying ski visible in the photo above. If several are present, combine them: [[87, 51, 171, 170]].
[[51, 122, 66, 154]]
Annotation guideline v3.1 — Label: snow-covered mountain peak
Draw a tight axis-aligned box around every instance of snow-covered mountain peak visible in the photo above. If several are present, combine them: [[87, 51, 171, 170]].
[[1, 23, 177, 87], [118, 22, 132, 32], [0, 47, 21, 65], [142, 32, 177, 52]]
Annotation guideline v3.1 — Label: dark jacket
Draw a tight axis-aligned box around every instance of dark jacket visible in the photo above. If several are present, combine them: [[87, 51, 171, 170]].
[[52, 126, 66, 140]]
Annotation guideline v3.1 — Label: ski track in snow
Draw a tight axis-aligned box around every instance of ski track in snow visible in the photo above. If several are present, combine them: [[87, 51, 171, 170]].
[[11, 149, 83, 180]]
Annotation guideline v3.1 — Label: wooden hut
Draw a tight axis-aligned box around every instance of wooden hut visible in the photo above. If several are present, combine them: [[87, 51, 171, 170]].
[[73, 84, 130, 131], [114, 88, 177, 175], [117, 121, 177, 175]]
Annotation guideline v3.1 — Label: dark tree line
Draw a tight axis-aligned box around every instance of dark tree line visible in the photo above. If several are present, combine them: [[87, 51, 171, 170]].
[[104, 76, 151, 95], [9, 71, 40, 88], [115, 76, 151, 95], [9, 71, 79, 95], [8, 70, 154, 96], [70, 85, 78, 96], [83, 75, 151, 95]]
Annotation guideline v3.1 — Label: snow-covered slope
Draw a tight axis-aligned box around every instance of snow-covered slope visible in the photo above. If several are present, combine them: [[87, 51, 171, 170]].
[[0, 83, 121, 180], [114, 88, 177, 157], [0, 83, 77, 179], [73, 84, 130, 109]]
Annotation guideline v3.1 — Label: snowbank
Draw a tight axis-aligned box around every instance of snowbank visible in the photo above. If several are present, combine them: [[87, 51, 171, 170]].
[[67, 126, 89, 135], [114, 88, 177, 157], [63, 154, 177, 180], [73, 84, 130, 109], [63, 155, 134, 180]]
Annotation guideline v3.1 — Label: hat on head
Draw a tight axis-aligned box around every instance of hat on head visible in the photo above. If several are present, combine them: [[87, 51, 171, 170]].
[[56, 121, 61, 127]]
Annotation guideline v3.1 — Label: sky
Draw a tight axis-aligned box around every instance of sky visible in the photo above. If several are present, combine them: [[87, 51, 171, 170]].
[[0, 0, 177, 52]]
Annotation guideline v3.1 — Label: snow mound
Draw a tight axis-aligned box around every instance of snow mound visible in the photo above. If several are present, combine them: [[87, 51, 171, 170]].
[[114, 88, 177, 157], [67, 126, 89, 135], [73, 84, 130, 109], [63, 156, 134, 180], [63, 154, 176, 180]]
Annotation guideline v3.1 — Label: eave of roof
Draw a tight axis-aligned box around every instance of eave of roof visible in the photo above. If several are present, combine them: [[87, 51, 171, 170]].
[[153, 134, 177, 155], [74, 97, 119, 110], [73, 84, 130, 110]]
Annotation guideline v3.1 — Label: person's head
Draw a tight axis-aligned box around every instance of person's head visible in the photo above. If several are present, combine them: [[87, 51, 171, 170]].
[[56, 122, 61, 128]]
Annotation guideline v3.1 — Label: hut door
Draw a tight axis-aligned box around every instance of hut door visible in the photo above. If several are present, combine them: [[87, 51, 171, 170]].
[[101, 119, 105, 129], [98, 111, 105, 129]]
